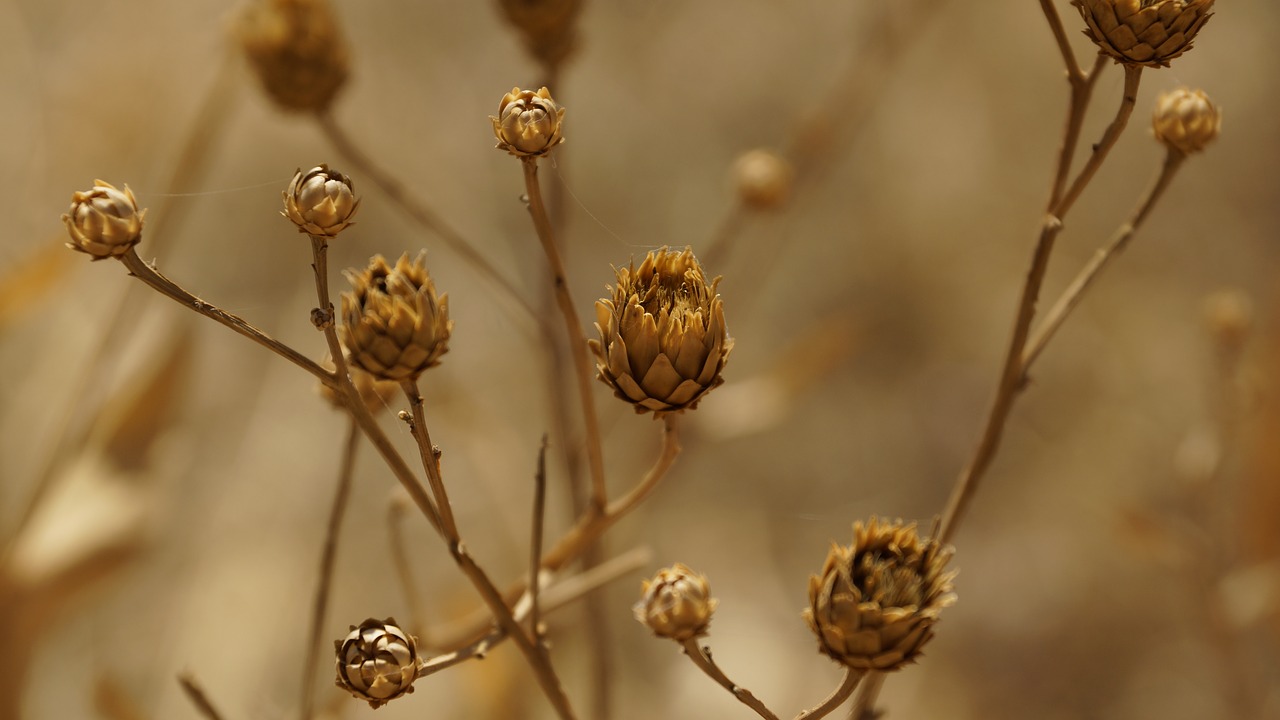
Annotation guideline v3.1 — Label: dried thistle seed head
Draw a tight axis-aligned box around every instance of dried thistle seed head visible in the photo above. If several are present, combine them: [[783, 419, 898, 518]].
[[62, 180, 146, 260], [732, 149, 794, 210], [490, 86, 565, 157], [1152, 87, 1221, 155], [340, 252, 452, 382], [803, 518, 957, 672], [234, 0, 349, 113], [588, 247, 733, 417], [1071, 0, 1215, 67], [634, 563, 719, 641], [335, 617, 421, 708], [497, 0, 583, 66], [283, 164, 360, 236]]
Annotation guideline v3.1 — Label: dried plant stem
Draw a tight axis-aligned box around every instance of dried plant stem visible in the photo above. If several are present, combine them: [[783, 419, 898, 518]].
[[401, 381, 460, 541], [300, 419, 359, 720], [1048, 53, 1109, 211], [531, 436, 550, 637], [521, 156, 608, 515], [178, 673, 228, 720], [1023, 149, 1187, 369], [314, 110, 538, 327], [680, 639, 781, 720], [795, 668, 864, 720], [387, 495, 425, 638], [1053, 65, 1144, 218], [847, 671, 883, 720]]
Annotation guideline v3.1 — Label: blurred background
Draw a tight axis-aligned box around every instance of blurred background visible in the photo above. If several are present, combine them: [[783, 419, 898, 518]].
[[1, 0, 1277, 718]]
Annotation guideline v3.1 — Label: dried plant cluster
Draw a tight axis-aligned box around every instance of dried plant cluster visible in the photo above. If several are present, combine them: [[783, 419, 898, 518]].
[[8, 0, 1272, 719]]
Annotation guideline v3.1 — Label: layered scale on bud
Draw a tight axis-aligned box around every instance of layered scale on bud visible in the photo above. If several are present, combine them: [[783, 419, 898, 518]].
[[804, 518, 957, 672], [234, 0, 349, 113], [62, 180, 146, 260], [1072, 0, 1214, 67], [341, 253, 452, 382], [634, 563, 718, 641], [732, 148, 794, 211], [490, 86, 565, 157], [1152, 87, 1221, 155], [283, 164, 360, 236], [335, 618, 421, 708], [589, 247, 732, 417]]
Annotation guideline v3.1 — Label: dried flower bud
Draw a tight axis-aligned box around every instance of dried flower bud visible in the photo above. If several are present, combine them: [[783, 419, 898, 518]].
[[335, 617, 421, 709], [341, 253, 451, 382], [634, 563, 718, 641], [732, 149, 794, 210], [1071, 0, 1214, 67], [62, 180, 146, 260], [497, 0, 583, 66], [1152, 87, 1221, 155], [234, 0, 349, 113], [490, 87, 565, 158], [283, 165, 360, 236], [589, 247, 732, 416], [804, 518, 956, 671]]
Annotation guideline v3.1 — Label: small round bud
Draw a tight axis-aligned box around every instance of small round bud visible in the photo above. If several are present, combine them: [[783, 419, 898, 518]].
[[283, 165, 360, 237], [62, 180, 146, 260], [340, 252, 452, 382], [490, 87, 565, 158], [732, 149, 794, 210], [335, 617, 421, 708], [1152, 87, 1221, 155], [804, 518, 956, 671], [234, 0, 349, 113], [589, 247, 733, 417], [1071, 0, 1214, 67], [634, 563, 718, 641]]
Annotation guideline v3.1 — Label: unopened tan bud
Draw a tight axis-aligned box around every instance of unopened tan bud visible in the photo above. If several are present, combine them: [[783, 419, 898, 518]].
[[335, 617, 421, 708], [235, 0, 349, 113], [732, 149, 794, 210], [635, 563, 718, 641], [1152, 87, 1221, 155], [283, 164, 360, 236], [62, 180, 146, 260], [491, 87, 565, 158], [341, 253, 452, 382], [1071, 0, 1214, 67]]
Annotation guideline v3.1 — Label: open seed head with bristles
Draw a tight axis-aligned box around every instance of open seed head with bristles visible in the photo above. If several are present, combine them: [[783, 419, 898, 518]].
[[1071, 0, 1214, 67], [340, 253, 451, 382], [803, 517, 957, 671]]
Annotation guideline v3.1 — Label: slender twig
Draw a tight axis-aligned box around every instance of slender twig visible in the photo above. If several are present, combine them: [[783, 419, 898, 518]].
[[313, 110, 539, 328], [531, 436, 550, 638], [178, 673, 228, 720], [400, 380, 460, 542], [795, 668, 864, 720], [1048, 52, 1108, 212], [520, 156, 608, 515], [847, 672, 884, 720], [1038, 0, 1083, 85], [300, 419, 359, 720], [1023, 149, 1187, 370], [387, 493, 425, 638], [1053, 65, 1144, 218], [680, 639, 781, 720]]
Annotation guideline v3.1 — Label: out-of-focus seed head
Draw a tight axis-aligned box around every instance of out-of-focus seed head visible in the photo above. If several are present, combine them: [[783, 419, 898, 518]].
[[317, 355, 400, 414], [62, 180, 146, 261], [334, 617, 421, 709], [589, 247, 732, 417], [732, 149, 794, 210], [634, 563, 719, 641], [340, 253, 451, 382], [1071, 0, 1214, 67], [803, 518, 957, 671], [234, 0, 349, 113], [1152, 87, 1221, 155], [490, 86, 565, 158], [497, 0, 583, 66], [283, 164, 360, 236]]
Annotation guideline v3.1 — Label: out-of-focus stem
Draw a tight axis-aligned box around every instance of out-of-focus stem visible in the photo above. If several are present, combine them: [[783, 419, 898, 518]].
[[401, 381, 460, 542], [795, 668, 863, 720], [847, 671, 883, 720], [178, 673, 228, 720]]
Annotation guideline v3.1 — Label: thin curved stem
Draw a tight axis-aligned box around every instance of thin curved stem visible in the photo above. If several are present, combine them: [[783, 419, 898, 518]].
[[530, 436, 550, 638], [795, 668, 864, 720], [1053, 65, 1144, 218], [520, 156, 608, 515], [1048, 53, 1108, 212], [680, 639, 781, 720], [400, 380, 460, 542]]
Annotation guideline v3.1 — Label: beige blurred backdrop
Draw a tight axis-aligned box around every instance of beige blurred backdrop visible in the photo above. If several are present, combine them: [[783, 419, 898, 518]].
[[1, 1, 1278, 719]]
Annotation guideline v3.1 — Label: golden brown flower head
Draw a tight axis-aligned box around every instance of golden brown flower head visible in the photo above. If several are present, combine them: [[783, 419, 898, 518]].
[[497, 0, 583, 66], [803, 518, 956, 672], [62, 180, 146, 260], [732, 149, 794, 210], [1071, 0, 1214, 67], [490, 87, 565, 158], [634, 563, 719, 641], [335, 617, 421, 709], [1152, 87, 1221, 155], [283, 164, 360, 236], [234, 0, 349, 113], [340, 253, 452, 382], [588, 247, 732, 417]]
